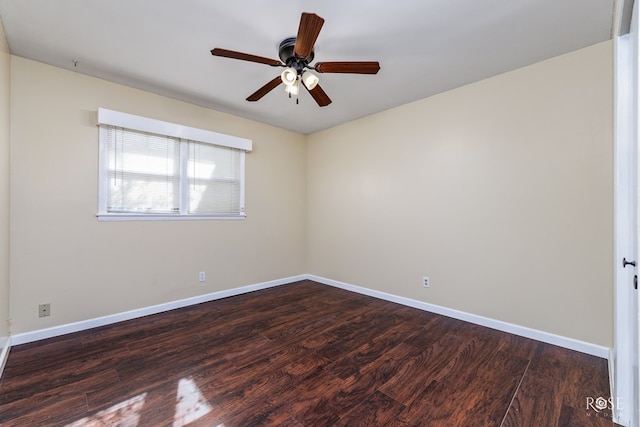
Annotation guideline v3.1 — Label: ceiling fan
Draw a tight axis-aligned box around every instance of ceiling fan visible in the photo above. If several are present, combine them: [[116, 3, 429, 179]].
[[211, 12, 380, 107]]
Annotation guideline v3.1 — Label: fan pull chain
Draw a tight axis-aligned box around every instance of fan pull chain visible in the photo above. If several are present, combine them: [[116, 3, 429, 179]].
[[287, 92, 300, 105]]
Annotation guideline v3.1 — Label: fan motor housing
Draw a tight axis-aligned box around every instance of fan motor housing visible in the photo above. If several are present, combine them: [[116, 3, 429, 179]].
[[278, 37, 314, 71]]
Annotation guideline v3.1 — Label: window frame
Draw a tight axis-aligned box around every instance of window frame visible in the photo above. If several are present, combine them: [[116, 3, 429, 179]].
[[96, 108, 252, 221]]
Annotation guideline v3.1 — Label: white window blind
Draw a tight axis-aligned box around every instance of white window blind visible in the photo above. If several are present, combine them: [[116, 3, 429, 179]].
[[107, 127, 180, 214], [97, 109, 251, 221], [188, 141, 242, 215]]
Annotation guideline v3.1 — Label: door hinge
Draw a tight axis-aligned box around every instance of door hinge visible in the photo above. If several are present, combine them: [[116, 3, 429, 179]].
[[635, 275, 638, 290]]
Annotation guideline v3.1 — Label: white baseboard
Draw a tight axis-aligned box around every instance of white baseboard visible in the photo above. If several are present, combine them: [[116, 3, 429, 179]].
[[307, 274, 610, 359], [8, 273, 610, 360], [10, 275, 306, 346], [0, 336, 11, 378]]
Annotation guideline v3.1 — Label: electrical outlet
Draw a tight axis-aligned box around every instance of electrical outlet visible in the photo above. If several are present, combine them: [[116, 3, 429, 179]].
[[199, 272, 206, 282], [39, 303, 51, 317], [422, 276, 430, 288]]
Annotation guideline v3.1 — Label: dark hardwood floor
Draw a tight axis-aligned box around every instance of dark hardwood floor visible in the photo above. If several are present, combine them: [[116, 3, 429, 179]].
[[0, 280, 619, 426]]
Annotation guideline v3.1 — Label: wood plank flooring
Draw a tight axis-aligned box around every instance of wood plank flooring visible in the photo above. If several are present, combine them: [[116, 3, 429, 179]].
[[0, 280, 619, 426]]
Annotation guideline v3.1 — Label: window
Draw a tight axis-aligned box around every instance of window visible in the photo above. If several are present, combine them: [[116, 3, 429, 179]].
[[97, 108, 252, 220]]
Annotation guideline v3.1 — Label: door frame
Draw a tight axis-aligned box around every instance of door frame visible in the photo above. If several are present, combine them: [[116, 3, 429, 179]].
[[614, 1, 639, 425]]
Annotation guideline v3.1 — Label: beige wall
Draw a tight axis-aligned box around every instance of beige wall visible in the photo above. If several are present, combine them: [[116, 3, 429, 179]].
[[7, 40, 615, 348], [0, 18, 10, 340], [307, 41, 613, 347], [9, 57, 307, 334]]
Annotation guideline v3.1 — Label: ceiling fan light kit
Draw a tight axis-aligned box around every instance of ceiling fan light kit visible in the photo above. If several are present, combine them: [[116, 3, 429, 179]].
[[301, 71, 319, 90], [281, 67, 298, 86], [285, 80, 300, 96], [211, 12, 380, 107]]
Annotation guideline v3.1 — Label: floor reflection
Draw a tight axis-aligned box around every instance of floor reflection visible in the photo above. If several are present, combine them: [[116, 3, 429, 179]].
[[66, 393, 147, 427], [173, 377, 213, 426], [64, 376, 218, 426]]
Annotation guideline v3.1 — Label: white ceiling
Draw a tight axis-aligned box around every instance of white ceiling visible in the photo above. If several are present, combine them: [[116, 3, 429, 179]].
[[0, 0, 615, 134]]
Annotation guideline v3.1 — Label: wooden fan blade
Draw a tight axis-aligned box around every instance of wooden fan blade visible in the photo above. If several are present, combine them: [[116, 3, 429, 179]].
[[246, 76, 283, 102], [211, 48, 282, 66], [294, 13, 325, 58], [314, 61, 381, 74], [303, 82, 332, 107]]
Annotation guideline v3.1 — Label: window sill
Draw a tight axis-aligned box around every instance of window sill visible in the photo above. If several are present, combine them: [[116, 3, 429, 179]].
[[97, 213, 246, 221]]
